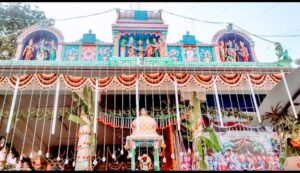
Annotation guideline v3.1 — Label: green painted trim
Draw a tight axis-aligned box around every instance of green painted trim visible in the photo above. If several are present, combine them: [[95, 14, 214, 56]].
[[154, 148, 160, 171], [0, 59, 292, 68], [131, 149, 136, 171]]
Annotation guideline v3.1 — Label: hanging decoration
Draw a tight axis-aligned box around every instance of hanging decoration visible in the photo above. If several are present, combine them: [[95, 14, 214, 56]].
[[0, 73, 283, 90]]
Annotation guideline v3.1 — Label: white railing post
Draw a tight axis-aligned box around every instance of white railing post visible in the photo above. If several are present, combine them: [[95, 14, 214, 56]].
[[213, 75, 224, 127]]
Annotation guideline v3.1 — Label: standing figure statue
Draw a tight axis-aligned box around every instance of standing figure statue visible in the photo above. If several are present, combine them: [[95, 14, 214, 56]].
[[48, 40, 57, 61], [144, 39, 153, 57], [127, 36, 135, 57], [137, 40, 144, 57], [238, 41, 250, 62], [36, 39, 48, 60], [22, 39, 34, 60], [158, 38, 166, 57], [218, 41, 226, 62], [120, 39, 127, 57], [152, 38, 159, 57], [226, 40, 237, 62]]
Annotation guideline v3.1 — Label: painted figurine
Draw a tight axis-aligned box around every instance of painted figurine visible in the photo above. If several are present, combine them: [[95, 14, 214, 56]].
[[202, 50, 212, 62], [36, 39, 48, 60], [120, 39, 127, 57], [218, 41, 226, 62], [127, 37, 135, 57], [22, 39, 34, 60], [238, 41, 249, 62], [158, 38, 166, 57], [274, 42, 292, 62], [152, 38, 159, 57], [185, 47, 195, 62], [139, 154, 153, 171], [49, 40, 57, 61], [144, 39, 154, 57], [225, 40, 237, 62], [137, 40, 144, 57]]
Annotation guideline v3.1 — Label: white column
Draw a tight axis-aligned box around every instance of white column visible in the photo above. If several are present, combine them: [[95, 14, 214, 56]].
[[135, 79, 140, 131], [247, 74, 261, 123], [174, 78, 181, 131], [51, 79, 60, 134], [213, 75, 224, 127], [94, 78, 99, 133], [281, 70, 298, 119], [6, 77, 20, 133]]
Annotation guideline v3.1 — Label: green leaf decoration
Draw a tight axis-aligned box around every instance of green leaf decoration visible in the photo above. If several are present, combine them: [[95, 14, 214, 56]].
[[68, 113, 86, 125]]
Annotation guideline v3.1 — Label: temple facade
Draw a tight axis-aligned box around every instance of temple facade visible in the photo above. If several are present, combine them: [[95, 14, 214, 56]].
[[0, 9, 297, 171]]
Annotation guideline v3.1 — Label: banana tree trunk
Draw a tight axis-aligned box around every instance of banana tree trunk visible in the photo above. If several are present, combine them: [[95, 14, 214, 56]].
[[190, 92, 202, 170], [75, 113, 92, 171]]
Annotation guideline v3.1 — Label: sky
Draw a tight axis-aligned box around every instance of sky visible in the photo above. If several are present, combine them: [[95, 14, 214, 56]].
[[30, 2, 300, 63]]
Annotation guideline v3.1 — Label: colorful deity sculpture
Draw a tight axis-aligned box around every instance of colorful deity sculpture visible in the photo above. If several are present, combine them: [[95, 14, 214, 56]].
[[152, 38, 159, 57], [145, 39, 153, 57], [218, 41, 226, 62], [225, 40, 237, 62], [158, 38, 166, 57], [274, 42, 292, 62], [137, 40, 144, 57], [127, 37, 135, 57], [48, 40, 57, 61], [36, 39, 48, 60], [185, 47, 196, 62], [202, 50, 212, 62], [22, 39, 34, 60], [49, 40, 56, 61], [139, 154, 153, 171], [120, 39, 127, 57], [238, 41, 249, 62]]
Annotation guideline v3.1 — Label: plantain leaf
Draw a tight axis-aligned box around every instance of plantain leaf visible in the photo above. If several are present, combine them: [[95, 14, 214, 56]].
[[68, 113, 86, 125], [90, 134, 96, 148], [205, 127, 221, 152]]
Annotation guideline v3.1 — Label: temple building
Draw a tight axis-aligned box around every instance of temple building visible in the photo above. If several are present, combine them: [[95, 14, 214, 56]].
[[0, 9, 298, 171]]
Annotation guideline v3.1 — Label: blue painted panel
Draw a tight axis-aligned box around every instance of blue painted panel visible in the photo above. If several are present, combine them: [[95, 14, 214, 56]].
[[167, 46, 182, 62], [97, 45, 113, 61], [134, 11, 148, 20], [62, 45, 80, 61], [82, 33, 96, 44], [198, 46, 215, 62], [182, 34, 196, 45]]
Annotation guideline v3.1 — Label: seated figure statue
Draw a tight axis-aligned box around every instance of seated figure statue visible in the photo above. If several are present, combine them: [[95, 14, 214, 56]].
[[139, 154, 153, 171]]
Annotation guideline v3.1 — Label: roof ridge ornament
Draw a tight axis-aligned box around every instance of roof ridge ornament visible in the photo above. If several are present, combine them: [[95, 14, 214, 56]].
[[226, 23, 233, 32]]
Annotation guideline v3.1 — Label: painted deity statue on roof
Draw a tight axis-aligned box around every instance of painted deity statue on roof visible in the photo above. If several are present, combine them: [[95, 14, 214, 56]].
[[145, 39, 153, 57], [48, 40, 57, 61], [22, 39, 34, 60], [225, 40, 237, 62], [238, 41, 249, 62], [36, 39, 48, 60], [127, 36, 135, 57], [120, 39, 127, 57], [158, 37, 166, 57]]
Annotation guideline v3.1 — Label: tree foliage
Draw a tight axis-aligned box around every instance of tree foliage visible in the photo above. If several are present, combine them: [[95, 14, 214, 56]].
[[0, 3, 54, 59]]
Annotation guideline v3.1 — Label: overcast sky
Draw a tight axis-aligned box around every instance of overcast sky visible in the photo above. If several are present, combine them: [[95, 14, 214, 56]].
[[31, 2, 300, 63]]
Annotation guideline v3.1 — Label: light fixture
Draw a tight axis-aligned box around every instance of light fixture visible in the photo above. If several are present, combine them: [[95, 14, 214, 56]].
[[102, 156, 106, 162], [38, 150, 42, 156], [93, 159, 98, 166]]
